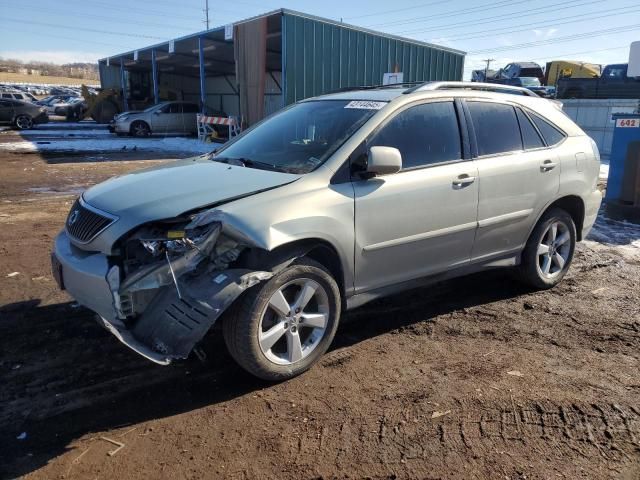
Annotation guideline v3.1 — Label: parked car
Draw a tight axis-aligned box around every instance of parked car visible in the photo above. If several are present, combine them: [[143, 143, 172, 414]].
[[556, 63, 640, 99], [0, 90, 38, 103], [0, 99, 48, 129], [48, 97, 87, 119], [111, 101, 200, 136], [51, 82, 602, 380], [497, 62, 545, 84], [487, 77, 554, 97], [36, 95, 76, 106]]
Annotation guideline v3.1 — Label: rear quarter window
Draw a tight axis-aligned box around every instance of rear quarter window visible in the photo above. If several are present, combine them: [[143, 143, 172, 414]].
[[530, 112, 566, 146]]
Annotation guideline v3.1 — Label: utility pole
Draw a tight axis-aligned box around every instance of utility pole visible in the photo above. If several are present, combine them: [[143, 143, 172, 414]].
[[204, 0, 210, 30], [483, 58, 495, 81]]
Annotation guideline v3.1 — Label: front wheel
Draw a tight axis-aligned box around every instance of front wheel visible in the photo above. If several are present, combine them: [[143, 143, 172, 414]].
[[223, 258, 341, 381], [517, 208, 576, 289], [130, 120, 150, 137], [14, 115, 33, 130]]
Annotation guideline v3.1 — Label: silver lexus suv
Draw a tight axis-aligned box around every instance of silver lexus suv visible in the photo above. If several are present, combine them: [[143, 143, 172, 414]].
[[51, 82, 602, 380]]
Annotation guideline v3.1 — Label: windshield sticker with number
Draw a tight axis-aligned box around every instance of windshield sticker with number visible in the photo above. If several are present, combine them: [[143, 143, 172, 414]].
[[344, 101, 387, 110]]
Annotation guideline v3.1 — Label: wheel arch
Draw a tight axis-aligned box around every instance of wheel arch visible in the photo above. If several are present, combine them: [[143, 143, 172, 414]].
[[239, 238, 348, 310], [534, 195, 585, 241]]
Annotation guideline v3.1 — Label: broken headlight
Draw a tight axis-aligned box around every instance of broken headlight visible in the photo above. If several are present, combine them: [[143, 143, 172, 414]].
[[141, 221, 222, 257]]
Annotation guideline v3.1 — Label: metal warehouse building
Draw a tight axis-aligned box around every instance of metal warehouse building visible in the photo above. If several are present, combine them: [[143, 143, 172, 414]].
[[99, 9, 465, 125]]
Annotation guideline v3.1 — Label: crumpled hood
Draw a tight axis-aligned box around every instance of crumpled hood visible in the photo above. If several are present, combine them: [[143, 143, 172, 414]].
[[82, 157, 299, 222]]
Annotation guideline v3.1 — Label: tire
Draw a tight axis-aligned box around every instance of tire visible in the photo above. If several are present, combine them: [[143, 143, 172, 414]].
[[14, 115, 33, 130], [517, 208, 576, 289], [130, 120, 151, 137], [223, 258, 341, 381]]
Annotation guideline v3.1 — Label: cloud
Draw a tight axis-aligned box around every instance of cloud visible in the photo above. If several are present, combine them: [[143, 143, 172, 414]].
[[0, 50, 106, 64], [532, 28, 558, 39]]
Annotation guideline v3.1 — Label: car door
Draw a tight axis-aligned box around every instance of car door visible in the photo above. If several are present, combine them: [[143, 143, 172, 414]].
[[181, 103, 199, 134], [352, 100, 479, 292], [150, 103, 173, 133], [465, 100, 561, 261], [0, 100, 14, 124]]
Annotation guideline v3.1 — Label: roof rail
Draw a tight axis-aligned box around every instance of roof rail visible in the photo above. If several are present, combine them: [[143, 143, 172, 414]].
[[404, 81, 539, 97], [327, 81, 426, 94]]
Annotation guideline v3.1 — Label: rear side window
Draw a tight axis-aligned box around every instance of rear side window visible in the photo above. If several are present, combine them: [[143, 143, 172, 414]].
[[516, 108, 545, 149], [369, 101, 462, 169], [1, 94, 11, 98], [530, 112, 565, 146], [183, 103, 199, 113], [467, 102, 522, 156]]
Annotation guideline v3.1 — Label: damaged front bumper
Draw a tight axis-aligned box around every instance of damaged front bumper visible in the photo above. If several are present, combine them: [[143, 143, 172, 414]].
[[52, 229, 271, 365]]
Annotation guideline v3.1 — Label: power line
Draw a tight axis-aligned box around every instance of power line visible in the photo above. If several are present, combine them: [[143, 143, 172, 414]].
[[1, 18, 170, 40], [3, 4, 199, 31], [365, 0, 530, 28], [468, 23, 640, 54], [527, 45, 630, 62], [0, 25, 130, 50], [446, 4, 639, 42], [344, 0, 451, 21], [59, 0, 206, 22], [464, 45, 630, 73], [396, 0, 603, 36]]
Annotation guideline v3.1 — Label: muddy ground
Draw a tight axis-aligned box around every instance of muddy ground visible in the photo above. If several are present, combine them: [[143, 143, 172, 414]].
[[0, 127, 639, 479]]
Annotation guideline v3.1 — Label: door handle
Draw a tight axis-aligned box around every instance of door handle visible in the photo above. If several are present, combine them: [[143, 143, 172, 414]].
[[540, 160, 557, 172], [452, 174, 476, 188]]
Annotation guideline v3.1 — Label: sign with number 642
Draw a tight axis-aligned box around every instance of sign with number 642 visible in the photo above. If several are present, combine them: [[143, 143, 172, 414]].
[[616, 118, 640, 128]]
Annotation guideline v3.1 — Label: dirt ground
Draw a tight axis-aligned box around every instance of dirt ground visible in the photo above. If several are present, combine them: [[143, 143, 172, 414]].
[[0, 127, 639, 480]]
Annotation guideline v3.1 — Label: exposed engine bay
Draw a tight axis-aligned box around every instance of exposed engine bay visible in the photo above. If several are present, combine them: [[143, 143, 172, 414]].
[[104, 210, 277, 365]]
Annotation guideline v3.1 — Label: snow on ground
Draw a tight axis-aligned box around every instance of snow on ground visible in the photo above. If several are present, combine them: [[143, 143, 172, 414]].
[[0, 137, 216, 154], [16, 129, 112, 137], [600, 161, 609, 180], [584, 212, 640, 261], [35, 122, 105, 130]]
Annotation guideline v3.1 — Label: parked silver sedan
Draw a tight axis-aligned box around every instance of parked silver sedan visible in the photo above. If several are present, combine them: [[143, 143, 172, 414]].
[[52, 82, 602, 380], [112, 101, 200, 137]]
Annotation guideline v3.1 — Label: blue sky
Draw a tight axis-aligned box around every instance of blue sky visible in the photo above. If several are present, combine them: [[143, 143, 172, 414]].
[[0, 0, 638, 79]]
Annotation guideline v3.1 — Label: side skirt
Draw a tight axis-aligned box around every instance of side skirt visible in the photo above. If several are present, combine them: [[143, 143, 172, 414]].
[[345, 252, 520, 311]]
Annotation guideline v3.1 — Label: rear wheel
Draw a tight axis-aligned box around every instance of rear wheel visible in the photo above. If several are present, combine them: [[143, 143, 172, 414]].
[[223, 258, 341, 381], [14, 115, 33, 130], [130, 120, 150, 137], [517, 208, 576, 289]]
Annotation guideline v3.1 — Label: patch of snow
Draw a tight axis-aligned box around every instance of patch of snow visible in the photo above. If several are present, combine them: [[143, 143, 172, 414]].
[[599, 161, 609, 180], [35, 122, 102, 129], [0, 137, 216, 154], [27, 187, 85, 196], [16, 129, 112, 137], [584, 212, 640, 261]]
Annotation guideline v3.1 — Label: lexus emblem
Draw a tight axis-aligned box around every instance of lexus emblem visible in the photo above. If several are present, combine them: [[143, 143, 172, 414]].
[[68, 209, 80, 226]]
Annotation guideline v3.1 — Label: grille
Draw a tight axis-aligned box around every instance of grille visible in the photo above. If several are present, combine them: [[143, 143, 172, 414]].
[[66, 199, 115, 243]]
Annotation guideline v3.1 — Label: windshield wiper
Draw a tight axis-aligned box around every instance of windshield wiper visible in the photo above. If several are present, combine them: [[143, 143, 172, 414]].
[[209, 156, 285, 173]]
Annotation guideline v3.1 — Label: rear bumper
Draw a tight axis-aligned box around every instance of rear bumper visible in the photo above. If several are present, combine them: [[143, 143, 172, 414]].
[[582, 189, 603, 239]]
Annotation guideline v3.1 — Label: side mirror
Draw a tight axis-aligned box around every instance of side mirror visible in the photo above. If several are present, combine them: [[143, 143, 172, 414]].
[[366, 146, 402, 176], [154, 110, 161, 115]]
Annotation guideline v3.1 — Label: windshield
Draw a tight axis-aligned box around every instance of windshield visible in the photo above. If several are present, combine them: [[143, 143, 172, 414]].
[[212, 100, 383, 174], [143, 103, 166, 113], [519, 77, 541, 86]]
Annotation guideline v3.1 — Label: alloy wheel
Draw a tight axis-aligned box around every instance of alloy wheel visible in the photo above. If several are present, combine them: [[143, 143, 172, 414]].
[[536, 221, 571, 278], [15, 115, 33, 130], [258, 278, 330, 365]]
